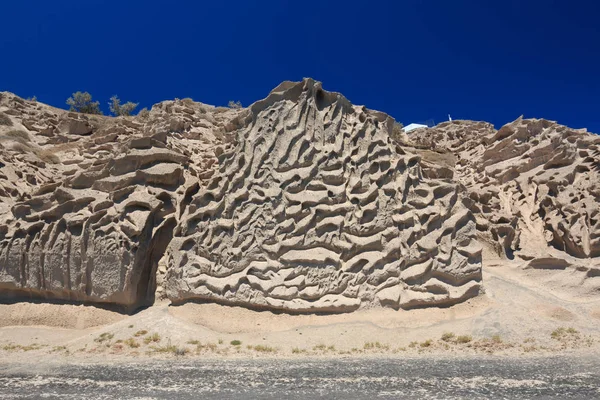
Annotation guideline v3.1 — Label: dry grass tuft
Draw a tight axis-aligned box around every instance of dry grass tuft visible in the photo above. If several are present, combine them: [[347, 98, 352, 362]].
[[250, 344, 277, 353], [94, 332, 114, 343], [441, 332, 455, 342], [363, 342, 390, 351], [124, 338, 140, 348], [456, 335, 473, 344], [144, 333, 161, 344]]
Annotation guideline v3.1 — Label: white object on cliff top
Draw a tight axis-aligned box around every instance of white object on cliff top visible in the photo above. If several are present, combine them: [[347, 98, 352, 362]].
[[403, 123, 429, 133]]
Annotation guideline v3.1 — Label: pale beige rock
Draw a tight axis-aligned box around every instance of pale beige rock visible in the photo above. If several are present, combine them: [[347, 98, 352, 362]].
[[1, 80, 598, 314], [403, 118, 600, 296], [165, 79, 482, 312]]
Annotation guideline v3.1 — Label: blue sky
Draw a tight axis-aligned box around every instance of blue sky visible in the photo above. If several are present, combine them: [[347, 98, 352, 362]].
[[1, 1, 599, 132]]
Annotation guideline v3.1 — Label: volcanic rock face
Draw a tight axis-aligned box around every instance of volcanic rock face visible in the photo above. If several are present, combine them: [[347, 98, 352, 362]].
[[403, 118, 600, 292], [0, 93, 235, 311], [1, 78, 598, 312], [166, 80, 482, 311]]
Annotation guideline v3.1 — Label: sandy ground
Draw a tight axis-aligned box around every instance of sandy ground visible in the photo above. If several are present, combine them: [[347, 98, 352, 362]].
[[1, 262, 600, 363]]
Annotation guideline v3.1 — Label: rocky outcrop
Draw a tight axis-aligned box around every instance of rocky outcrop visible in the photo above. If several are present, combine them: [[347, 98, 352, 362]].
[[165, 80, 482, 312], [403, 118, 600, 288], [0, 93, 235, 311], [5, 79, 598, 313]]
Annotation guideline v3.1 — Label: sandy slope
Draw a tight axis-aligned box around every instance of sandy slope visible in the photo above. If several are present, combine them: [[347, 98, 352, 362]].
[[1, 262, 599, 364]]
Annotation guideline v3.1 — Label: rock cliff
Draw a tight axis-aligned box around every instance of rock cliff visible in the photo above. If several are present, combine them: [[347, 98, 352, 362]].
[[166, 80, 481, 312], [0, 79, 597, 312], [402, 118, 600, 295]]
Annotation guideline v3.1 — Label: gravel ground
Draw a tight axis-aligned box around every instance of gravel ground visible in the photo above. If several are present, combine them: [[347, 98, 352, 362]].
[[1, 356, 599, 399]]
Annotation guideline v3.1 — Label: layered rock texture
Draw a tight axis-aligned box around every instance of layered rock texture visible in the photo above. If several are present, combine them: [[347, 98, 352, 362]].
[[166, 80, 481, 312], [0, 79, 598, 312], [402, 118, 600, 295]]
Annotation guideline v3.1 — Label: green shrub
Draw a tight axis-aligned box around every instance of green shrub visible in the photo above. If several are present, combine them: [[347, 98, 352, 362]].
[[66, 91, 102, 115], [94, 332, 114, 343], [252, 344, 276, 353], [456, 335, 472, 344], [230, 340, 242, 346], [124, 338, 140, 348], [228, 100, 242, 109], [391, 121, 404, 142], [363, 342, 389, 350], [292, 347, 306, 354], [441, 332, 455, 342], [109, 95, 138, 116], [144, 333, 161, 344]]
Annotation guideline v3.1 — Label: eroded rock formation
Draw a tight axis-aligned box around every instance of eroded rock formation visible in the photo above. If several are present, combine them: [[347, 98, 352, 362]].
[[166, 80, 482, 312], [402, 118, 600, 292], [0, 92, 237, 311], [1, 78, 597, 312]]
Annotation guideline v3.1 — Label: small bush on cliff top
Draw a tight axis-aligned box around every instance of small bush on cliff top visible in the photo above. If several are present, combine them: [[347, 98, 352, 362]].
[[228, 100, 242, 109], [66, 91, 103, 115], [109, 95, 138, 116]]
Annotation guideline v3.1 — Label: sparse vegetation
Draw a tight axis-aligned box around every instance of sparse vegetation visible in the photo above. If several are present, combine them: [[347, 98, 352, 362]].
[[390, 121, 404, 142], [551, 327, 579, 340], [109, 95, 138, 116], [94, 332, 114, 343], [66, 91, 102, 115], [491, 334, 502, 344], [138, 108, 149, 118], [187, 339, 201, 345], [134, 330, 148, 337], [150, 341, 189, 356], [441, 332, 455, 342], [175, 347, 189, 356], [456, 335, 473, 344], [420, 339, 433, 348], [363, 342, 390, 351], [143, 333, 161, 344], [124, 338, 140, 348], [3, 343, 45, 352], [0, 112, 12, 126], [228, 100, 242, 109], [218, 339, 224, 345], [292, 347, 307, 354], [251, 344, 276, 353]]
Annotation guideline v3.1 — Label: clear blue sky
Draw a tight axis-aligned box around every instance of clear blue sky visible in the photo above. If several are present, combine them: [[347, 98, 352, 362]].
[[1, 1, 598, 132]]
